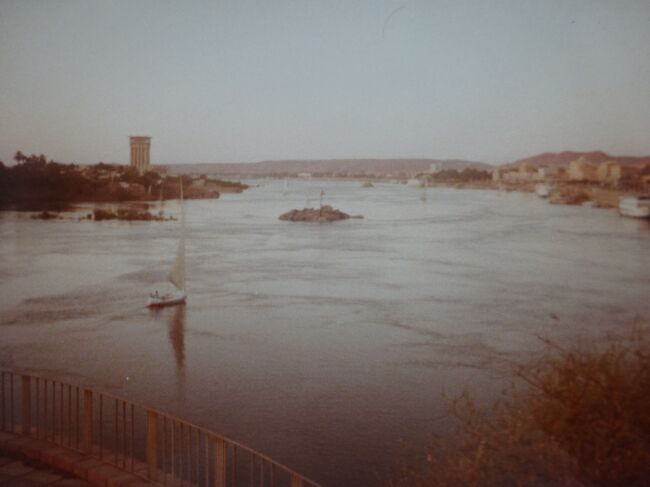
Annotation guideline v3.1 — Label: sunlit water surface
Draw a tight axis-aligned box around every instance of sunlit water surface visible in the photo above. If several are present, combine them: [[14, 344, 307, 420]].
[[1, 181, 649, 486]]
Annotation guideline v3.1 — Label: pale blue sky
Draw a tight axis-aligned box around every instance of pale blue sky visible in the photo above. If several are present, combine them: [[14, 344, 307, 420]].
[[1, 0, 649, 165]]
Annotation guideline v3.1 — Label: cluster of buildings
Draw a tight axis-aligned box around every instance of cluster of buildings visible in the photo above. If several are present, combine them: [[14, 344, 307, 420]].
[[492, 156, 650, 187], [123, 138, 650, 192]]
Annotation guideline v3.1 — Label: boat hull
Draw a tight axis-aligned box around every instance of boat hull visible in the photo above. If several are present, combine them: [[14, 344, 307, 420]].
[[619, 207, 650, 218], [619, 197, 650, 218], [147, 291, 187, 307]]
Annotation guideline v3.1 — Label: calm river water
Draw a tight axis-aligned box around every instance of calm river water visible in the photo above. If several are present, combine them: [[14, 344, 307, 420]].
[[1, 181, 649, 486]]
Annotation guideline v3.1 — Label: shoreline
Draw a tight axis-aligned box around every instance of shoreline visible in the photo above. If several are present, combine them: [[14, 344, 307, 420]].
[[2, 177, 645, 221], [426, 180, 636, 210], [266, 176, 640, 212]]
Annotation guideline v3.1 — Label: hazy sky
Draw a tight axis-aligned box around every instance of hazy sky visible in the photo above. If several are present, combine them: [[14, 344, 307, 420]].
[[1, 0, 650, 165]]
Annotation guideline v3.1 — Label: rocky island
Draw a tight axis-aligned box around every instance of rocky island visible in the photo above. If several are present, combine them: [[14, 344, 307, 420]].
[[279, 205, 360, 223], [91, 208, 174, 221]]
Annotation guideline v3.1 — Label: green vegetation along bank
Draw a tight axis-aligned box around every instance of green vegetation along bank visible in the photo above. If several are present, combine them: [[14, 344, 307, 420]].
[[0, 151, 248, 210]]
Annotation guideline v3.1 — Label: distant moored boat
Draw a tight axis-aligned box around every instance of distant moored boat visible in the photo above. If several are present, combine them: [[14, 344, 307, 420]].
[[535, 184, 551, 198], [618, 195, 650, 219], [407, 178, 422, 187]]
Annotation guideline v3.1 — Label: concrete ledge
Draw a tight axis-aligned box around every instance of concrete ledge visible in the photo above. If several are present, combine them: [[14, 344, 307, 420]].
[[106, 471, 146, 487], [41, 447, 87, 472], [0, 431, 15, 448], [1, 432, 155, 487], [5, 436, 54, 459], [73, 457, 106, 479]]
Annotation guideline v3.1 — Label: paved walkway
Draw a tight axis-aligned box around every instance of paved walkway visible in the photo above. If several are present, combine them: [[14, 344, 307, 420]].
[[0, 432, 153, 487], [0, 451, 91, 486]]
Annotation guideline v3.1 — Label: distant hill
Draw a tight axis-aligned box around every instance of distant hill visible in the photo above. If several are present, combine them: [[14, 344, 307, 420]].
[[505, 151, 650, 169], [161, 158, 492, 177]]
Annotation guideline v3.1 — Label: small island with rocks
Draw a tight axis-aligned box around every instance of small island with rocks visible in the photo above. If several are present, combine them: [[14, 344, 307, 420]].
[[91, 208, 174, 221], [279, 205, 362, 223]]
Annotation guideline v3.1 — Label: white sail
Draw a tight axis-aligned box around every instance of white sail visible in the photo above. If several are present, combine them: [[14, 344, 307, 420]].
[[167, 180, 185, 291], [168, 238, 185, 290], [147, 178, 187, 307]]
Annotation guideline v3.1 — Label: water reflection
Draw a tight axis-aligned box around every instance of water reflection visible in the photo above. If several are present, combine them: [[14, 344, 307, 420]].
[[168, 305, 186, 373], [149, 305, 187, 399], [619, 217, 650, 233]]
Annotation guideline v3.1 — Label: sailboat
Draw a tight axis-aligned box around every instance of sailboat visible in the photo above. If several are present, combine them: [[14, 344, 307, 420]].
[[147, 179, 187, 307]]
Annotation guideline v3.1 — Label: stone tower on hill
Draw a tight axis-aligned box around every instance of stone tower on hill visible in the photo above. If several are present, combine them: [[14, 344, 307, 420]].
[[129, 136, 151, 174]]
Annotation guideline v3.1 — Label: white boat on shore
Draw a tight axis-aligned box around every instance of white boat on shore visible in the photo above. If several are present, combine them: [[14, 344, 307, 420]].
[[407, 178, 422, 187], [535, 184, 551, 198], [618, 196, 650, 219], [148, 180, 187, 307]]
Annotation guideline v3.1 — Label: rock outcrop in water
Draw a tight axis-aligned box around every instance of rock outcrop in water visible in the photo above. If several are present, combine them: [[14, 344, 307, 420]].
[[31, 211, 60, 220], [93, 208, 174, 221], [279, 205, 355, 223]]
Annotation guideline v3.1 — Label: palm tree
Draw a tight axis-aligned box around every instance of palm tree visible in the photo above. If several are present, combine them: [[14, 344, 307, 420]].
[[13, 150, 25, 164]]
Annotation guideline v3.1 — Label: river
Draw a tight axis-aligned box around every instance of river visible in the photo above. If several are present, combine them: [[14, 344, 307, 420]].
[[1, 180, 649, 486]]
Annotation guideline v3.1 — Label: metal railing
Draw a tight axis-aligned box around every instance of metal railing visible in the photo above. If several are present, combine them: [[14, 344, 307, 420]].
[[0, 370, 321, 487]]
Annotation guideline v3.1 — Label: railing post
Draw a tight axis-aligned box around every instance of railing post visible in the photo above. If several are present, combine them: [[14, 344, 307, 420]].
[[146, 410, 158, 480], [21, 376, 31, 435], [83, 390, 93, 452], [215, 438, 226, 487], [291, 474, 304, 487]]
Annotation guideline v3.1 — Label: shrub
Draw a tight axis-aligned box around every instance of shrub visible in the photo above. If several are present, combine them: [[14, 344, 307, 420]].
[[387, 329, 650, 487]]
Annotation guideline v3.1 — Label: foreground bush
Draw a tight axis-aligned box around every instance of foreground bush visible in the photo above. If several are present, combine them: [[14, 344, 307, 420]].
[[388, 330, 650, 487]]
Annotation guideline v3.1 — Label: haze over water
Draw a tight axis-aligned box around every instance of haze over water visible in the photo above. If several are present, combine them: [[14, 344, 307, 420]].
[[1, 181, 649, 486]]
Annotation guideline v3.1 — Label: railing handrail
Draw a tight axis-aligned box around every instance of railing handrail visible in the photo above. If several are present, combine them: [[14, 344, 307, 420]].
[[0, 368, 322, 487]]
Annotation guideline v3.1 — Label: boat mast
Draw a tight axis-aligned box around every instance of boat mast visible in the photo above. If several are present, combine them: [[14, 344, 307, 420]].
[[180, 177, 185, 291]]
